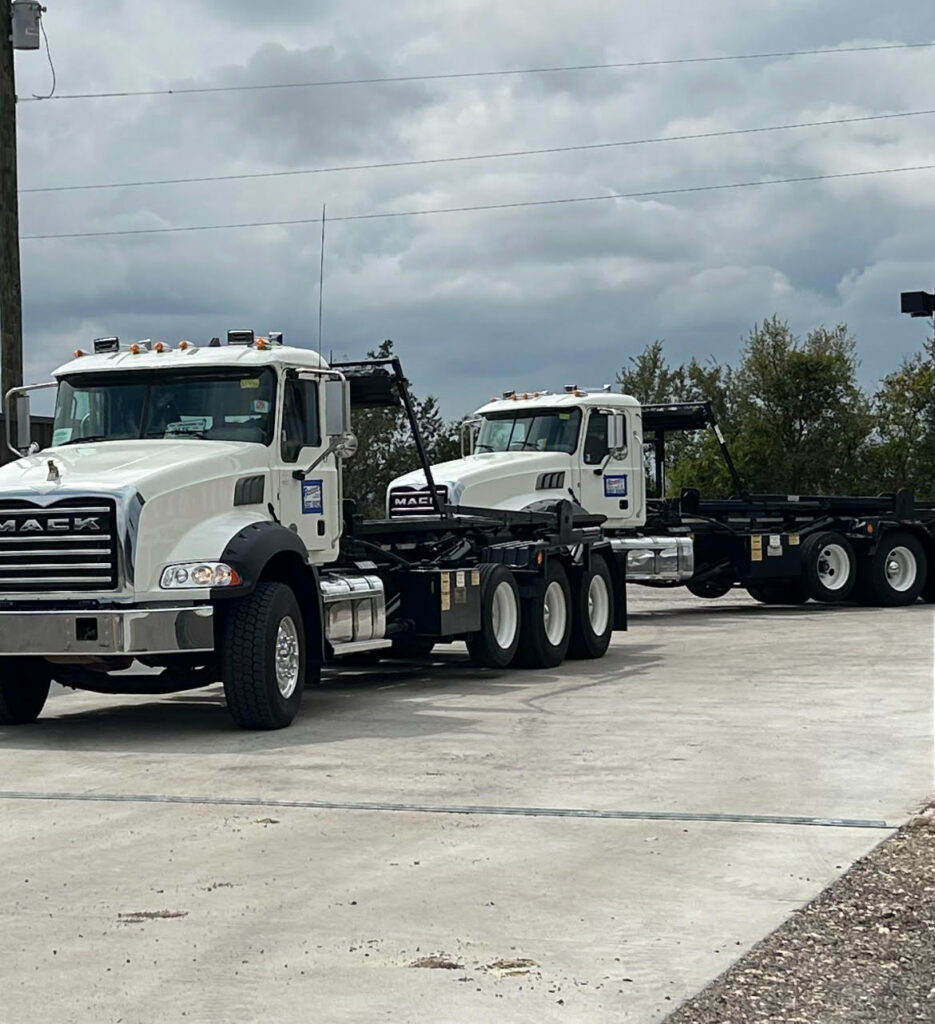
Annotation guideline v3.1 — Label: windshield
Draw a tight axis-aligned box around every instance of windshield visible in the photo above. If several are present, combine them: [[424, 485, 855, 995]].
[[52, 368, 277, 446], [475, 408, 581, 454]]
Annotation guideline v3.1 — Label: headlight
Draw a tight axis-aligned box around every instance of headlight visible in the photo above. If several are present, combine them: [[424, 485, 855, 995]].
[[160, 562, 241, 589]]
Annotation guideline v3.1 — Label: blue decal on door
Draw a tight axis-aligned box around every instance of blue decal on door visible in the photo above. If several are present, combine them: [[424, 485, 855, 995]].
[[301, 479, 324, 514], [603, 474, 628, 498]]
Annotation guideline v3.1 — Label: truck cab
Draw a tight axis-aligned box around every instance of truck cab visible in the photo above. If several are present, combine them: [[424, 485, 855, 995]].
[[389, 388, 646, 528]]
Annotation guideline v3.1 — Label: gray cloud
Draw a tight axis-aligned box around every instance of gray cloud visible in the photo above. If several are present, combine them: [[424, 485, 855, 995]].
[[11, 0, 935, 423]]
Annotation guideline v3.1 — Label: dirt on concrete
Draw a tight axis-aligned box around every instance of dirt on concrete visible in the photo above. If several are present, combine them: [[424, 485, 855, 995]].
[[665, 813, 935, 1024]]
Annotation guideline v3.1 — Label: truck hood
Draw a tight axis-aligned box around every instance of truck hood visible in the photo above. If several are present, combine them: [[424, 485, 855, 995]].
[[390, 451, 573, 510], [0, 440, 261, 499]]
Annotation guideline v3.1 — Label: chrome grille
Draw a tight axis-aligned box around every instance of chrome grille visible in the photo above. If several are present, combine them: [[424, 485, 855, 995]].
[[0, 499, 118, 592], [388, 485, 448, 518]]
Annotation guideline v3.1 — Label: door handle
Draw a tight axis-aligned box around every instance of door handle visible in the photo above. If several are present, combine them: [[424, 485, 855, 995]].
[[592, 468, 603, 476]]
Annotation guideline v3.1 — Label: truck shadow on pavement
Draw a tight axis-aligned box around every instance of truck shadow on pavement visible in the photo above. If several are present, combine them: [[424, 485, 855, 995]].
[[1, 643, 663, 754], [630, 600, 933, 624]]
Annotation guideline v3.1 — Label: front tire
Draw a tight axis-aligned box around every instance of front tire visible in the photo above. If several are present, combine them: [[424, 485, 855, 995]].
[[0, 659, 52, 725], [516, 561, 572, 669], [569, 555, 614, 659], [222, 582, 306, 730]]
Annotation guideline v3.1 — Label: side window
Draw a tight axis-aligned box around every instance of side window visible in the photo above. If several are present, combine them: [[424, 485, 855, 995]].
[[281, 380, 322, 463], [583, 412, 609, 465]]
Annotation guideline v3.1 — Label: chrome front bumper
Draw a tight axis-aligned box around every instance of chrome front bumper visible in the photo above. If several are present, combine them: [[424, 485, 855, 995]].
[[0, 606, 214, 656]]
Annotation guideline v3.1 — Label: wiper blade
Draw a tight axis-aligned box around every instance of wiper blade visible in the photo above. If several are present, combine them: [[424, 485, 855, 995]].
[[58, 434, 110, 446]]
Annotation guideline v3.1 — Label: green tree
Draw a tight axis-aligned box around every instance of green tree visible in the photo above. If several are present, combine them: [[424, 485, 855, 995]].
[[865, 337, 935, 497], [341, 339, 461, 518], [617, 341, 737, 495], [618, 318, 879, 498], [731, 318, 873, 494]]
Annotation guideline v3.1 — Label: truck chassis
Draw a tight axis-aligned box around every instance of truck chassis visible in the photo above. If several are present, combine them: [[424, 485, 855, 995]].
[[634, 402, 935, 607]]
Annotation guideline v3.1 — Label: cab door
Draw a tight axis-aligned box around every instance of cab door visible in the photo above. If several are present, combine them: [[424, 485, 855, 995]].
[[574, 409, 643, 526], [275, 375, 341, 562]]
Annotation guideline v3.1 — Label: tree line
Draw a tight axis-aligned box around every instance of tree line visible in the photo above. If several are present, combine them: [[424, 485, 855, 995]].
[[618, 317, 935, 498], [344, 322, 935, 517]]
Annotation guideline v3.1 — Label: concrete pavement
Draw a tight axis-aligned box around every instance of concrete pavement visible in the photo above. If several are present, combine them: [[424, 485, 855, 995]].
[[0, 589, 931, 1022]]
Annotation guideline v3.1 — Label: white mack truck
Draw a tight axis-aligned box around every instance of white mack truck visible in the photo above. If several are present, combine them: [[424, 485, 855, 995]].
[[390, 389, 935, 609], [0, 334, 628, 729]]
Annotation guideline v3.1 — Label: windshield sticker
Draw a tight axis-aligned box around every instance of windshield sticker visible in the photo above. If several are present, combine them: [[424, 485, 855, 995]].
[[301, 479, 324, 515], [251, 399, 270, 413], [240, 378, 260, 390], [603, 474, 628, 498], [51, 427, 73, 445], [559, 413, 570, 419]]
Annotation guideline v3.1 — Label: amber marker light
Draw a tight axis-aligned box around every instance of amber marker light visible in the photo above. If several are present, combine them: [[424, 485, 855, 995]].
[[129, 343, 141, 354], [73, 349, 85, 358], [179, 340, 192, 351], [154, 342, 167, 353]]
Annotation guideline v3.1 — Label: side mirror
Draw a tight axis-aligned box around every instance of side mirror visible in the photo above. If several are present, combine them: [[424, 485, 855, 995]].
[[460, 417, 481, 457], [324, 378, 351, 436], [608, 414, 627, 455], [324, 378, 357, 461], [5, 389, 33, 457]]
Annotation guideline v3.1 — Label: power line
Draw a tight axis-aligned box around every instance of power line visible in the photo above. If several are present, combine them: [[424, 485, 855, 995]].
[[20, 163, 935, 241], [17, 42, 935, 104], [19, 108, 935, 195]]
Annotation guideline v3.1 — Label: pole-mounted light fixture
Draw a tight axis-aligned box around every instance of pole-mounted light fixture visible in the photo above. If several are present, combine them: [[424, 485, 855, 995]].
[[900, 290, 935, 319]]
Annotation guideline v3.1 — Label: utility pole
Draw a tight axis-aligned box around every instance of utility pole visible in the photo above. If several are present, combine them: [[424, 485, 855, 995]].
[[1, 2, 42, 463], [0, 2, 24, 417]]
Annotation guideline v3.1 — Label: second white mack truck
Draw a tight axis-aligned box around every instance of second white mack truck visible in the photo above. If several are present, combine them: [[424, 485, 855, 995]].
[[0, 334, 628, 730], [389, 388, 935, 608]]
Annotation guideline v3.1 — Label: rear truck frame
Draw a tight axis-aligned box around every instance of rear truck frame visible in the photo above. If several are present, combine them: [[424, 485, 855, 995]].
[[0, 344, 626, 730], [638, 401, 935, 607]]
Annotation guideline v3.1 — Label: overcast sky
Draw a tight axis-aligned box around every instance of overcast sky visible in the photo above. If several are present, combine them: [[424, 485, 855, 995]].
[[11, 0, 935, 416]]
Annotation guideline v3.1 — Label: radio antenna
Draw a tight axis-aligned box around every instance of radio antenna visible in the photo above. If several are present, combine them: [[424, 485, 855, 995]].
[[317, 203, 326, 351]]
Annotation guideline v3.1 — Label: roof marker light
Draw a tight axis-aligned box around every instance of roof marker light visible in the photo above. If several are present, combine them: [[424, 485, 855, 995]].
[[154, 341, 170, 353], [255, 337, 269, 350], [74, 348, 86, 358]]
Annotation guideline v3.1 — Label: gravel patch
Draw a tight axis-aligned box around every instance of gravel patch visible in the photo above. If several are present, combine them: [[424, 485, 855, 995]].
[[665, 812, 935, 1024]]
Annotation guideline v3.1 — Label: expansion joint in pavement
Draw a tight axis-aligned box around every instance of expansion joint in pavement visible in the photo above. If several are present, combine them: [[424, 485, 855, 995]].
[[0, 790, 894, 829]]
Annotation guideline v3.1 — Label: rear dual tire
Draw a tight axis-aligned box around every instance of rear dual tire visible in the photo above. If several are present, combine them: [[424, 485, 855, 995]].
[[856, 531, 927, 607], [801, 532, 856, 603], [515, 561, 572, 669], [569, 556, 614, 659], [466, 565, 521, 668]]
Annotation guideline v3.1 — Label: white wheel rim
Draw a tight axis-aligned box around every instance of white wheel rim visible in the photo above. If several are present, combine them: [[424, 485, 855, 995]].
[[543, 580, 568, 646], [490, 580, 518, 650], [275, 616, 300, 698], [884, 546, 917, 592], [587, 573, 610, 636], [816, 544, 850, 591]]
